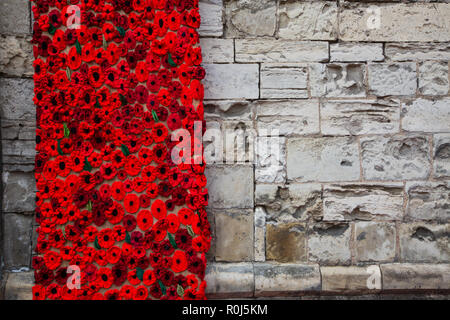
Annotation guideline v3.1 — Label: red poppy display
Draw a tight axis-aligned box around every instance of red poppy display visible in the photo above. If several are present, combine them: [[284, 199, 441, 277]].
[[32, 0, 210, 300]]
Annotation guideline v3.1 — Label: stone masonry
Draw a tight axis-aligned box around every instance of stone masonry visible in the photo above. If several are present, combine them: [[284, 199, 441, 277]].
[[1, 0, 450, 299]]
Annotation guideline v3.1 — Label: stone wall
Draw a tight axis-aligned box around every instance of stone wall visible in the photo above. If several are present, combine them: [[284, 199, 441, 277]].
[[0, 0, 449, 299]]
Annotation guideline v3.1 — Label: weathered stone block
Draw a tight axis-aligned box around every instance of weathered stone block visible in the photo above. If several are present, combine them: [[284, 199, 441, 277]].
[[406, 181, 450, 222], [0, 0, 30, 35], [321, 266, 381, 292], [204, 64, 259, 99], [433, 134, 450, 179], [2, 120, 35, 141], [260, 64, 308, 99], [204, 100, 252, 120], [418, 61, 449, 96], [205, 263, 254, 296], [199, 0, 223, 37], [330, 42, 383, 62], [255, 136, 286, 184], [368, 63, 417, 96], [287, 137, 360, 182], [266, 222, 306, 263], [0, 78, 35, 121], [321, 99, 400, 135], [0, 35, 33, 77], [255, 184, 323, 223], [214, 210, 254, 262], [200, 39, 234, 63], [235, 39, 329, 63], [2, 140, 36, 168], [385, 43, 450, 61], [402, 98, 450, 132], [4, 272, 34, 300], [360, 135, 431, 180], [254, 263, 321, 294], [310, 63, 366, 98], [381, 264, 450, 290], [399, 223, 449, 263], [254, 207, 266, 262], [256, 100, 320, 136], [308, 223, 352, 265], [339, 3, 450, 42], [355, 222, 396, 262], [225, 0, 276, 37], [206, 166, 254, 208], [278, 1, 338, 40], [3, 214, 33, 268], [323, 183, 404, 221], [2, 171, 35, 213]]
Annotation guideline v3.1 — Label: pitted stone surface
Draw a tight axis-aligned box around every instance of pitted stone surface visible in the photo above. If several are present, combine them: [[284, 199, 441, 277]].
[[368, 63, 417, 96], [406, 182, 450, 222], [355, 222, 396, 262], [323, 183, 404, 221], [278, 1, 338, 40], [433, 134, 450, 179], [308, 223, 352, 265], [287, 137, 360, 182], [402, 98, 450, 133]]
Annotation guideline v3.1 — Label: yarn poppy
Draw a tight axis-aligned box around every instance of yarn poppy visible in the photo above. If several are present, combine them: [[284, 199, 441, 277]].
[[32, 0, 210, 300]]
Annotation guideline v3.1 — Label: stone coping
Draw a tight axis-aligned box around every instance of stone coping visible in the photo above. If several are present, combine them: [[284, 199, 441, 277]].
[[2, 263, 449, 300]]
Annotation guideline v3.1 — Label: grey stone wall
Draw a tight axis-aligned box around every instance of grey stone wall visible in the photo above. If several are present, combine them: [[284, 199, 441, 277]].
[[0, 0, 449, 299]]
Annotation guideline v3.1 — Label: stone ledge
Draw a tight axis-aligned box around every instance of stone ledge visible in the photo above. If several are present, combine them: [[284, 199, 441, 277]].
[[3, 264, 450, 299]]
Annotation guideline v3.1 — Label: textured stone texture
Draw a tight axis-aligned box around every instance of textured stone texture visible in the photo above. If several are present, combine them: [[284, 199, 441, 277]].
[[255, 136, 286, 183], [402, 98, 450, 133], [0, 0, 30, 35], [278, 1, 338, 40], [255, 184, 323, 223], [225, 0, 276, 37], [323, 183, 404, 221], [254, 263, 321, 294], [200, 38, 234, 63], [0, 78, 35, 121], [254, 207, 266, 262], [199, 0, 223, 36], [330, 42, 383, 62], [381, 264, 450, 290], [0, 35, 33, 77], [339, 3, 450, 42], [399, 223, 449, 262], [235, 39, 329, 63], [204, 64, 259, 99], [214, 210, 254, 262], [368, 63, 417, 96], [310, 63, 366, 98], [386, 43, 450, 61], [321, 99, 400, 135], [361, 135, 431, 180], [206, 166, 254, 208], [3, 272, 34, 300], [2, 171, 35, 213], [205, 263, 254, 296], [355, 222, 396, 262], [3, 0, 450, 299], [260, 64, 308, 99], [321, 266, 381, 292], [256, 100, 320, 137], [3, 214, 33, 268], [418, 61, 449, 96], [266, 223, 306, 263], [308, 223, 352, 265], [433, 134, 450, 179], [204, 100, 252, 120], [287, 137, 360, 182], [406, 182, 450, 222]]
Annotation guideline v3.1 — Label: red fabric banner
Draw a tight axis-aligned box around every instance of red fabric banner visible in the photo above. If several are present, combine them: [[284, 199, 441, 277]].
[[31, 0, 210, 300]]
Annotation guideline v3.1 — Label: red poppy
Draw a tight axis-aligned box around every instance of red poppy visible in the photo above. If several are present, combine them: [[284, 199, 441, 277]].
[[151, 199, 167, 220], [124, 194, 140, 213]]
